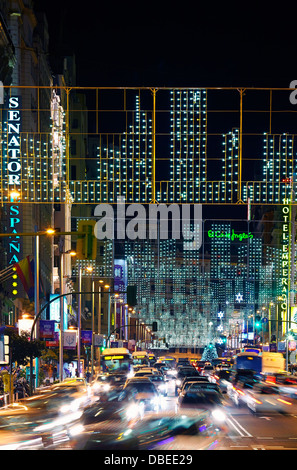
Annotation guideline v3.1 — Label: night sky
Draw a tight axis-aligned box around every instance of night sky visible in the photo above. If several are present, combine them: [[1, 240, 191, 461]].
[[33, 1, 297, 88]]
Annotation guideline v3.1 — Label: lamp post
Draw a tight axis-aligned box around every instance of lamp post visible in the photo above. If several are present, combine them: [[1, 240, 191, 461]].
[[59, 249, 76, 382], [77, 265, 82, 377]]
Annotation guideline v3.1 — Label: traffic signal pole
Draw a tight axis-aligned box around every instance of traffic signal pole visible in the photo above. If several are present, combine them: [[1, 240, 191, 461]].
[[29, 289, 139, 394]]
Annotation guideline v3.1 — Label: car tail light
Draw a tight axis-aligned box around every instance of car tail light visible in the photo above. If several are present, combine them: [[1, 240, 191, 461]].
[[277, 398, 292, 406], [251, 397, 262, 404]]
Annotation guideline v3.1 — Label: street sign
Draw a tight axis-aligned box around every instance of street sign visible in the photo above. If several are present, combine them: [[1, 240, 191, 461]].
[[0, 335, 9, 364]]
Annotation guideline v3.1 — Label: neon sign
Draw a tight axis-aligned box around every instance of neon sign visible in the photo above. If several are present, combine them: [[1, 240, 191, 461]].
[[208, 229, 253, 241], [280, 198, 290, 327], [7, 96, 21, 266]]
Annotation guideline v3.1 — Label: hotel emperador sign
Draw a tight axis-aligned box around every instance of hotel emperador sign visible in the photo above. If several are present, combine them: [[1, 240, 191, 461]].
[[281, 199, 290, 324]]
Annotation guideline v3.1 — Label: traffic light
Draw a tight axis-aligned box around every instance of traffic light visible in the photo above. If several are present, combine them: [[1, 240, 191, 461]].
[[152, 321, 158, 332], [255, 315, 262, 329], [127, 285, 137, 306], [76, 220, 97, 260]]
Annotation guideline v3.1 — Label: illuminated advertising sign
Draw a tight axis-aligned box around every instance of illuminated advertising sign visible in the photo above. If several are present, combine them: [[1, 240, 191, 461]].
[[207, 229, 253, 241], [49, 294, 68, 332], [280, 198, 290, 331], [40, 320, 55, 339], [7, 96, 22, 265]]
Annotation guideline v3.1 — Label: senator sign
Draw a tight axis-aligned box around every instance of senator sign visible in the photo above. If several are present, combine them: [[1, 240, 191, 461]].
[[7, 96, 22, 266]]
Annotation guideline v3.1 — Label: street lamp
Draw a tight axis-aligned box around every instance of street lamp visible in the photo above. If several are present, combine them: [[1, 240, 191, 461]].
[[59, 249, 76, 382]]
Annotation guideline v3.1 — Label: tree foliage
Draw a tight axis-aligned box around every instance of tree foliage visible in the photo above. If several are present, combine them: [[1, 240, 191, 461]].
[[201, 343, 218, 362], [4, 328, 44, 366]]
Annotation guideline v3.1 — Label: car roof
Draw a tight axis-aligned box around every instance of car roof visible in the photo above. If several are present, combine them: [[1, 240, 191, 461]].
[[126, 377, 152, 382]]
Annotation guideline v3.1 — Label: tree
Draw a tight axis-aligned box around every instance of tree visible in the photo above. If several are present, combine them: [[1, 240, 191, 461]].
[[201, 342, 218, 362], [4, 328, 44, 366]]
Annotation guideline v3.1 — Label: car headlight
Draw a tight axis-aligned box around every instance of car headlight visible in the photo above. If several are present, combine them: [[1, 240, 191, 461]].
[[126, 404, 141, 420], [211, 408, 226, 423]]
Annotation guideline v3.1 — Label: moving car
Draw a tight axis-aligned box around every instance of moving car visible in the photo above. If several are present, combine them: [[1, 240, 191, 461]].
[[210, 369, 233, 392], [177, 376, 210, 395], [228, 379, 256, 407], [122, 377, 163, 414], [91, 373, 126, 396], [245, 383, 293, 414], [201, 364, 215, 377], [133, 410, 225, 451], [177, 389, 229, 431], [149, 375, 169, 396], [133, 367, 161, 378], [175, 366, 200, 395]]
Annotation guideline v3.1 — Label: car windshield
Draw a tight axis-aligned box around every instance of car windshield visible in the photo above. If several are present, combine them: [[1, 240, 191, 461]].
[[182, 391, 222, 405], [125, 382, 157, 394], [179, 368, 198, 376], [150, 376, 164, 382]]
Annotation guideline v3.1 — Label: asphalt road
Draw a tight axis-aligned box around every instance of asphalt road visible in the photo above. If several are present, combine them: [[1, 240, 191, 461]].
[[165, 379, 297, 450]]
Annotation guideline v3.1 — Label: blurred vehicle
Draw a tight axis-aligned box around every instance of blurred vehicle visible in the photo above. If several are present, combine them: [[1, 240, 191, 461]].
[[178, 382, 224, 405], [153, 362, 174, 377], [162, 356, 177, 369], [0, 383, 91, 449], [228, 378, 257, 407], [210, 369, 233, 392], [91, 373, 126, 396], [73, 393, 140, 450], [148, 353, 156, 366], [187, 382, 224, 396], [62, 377, 88, 387], [175, 367, 200, 395], [234, 351, 284, 376], [133, 367, 161, 378], [123, 377, 164, 413], [234, 352, 262, 374], [133, 410, 225, 451], [101, 348, 132, 374], [177, 376, 210, 395], [193, 361, 206, 373], [264, 374, 297, 401], [212, 357, 233, 369], [245, 382, 293, 414], [201, 364, 215, 377], [177, 389, 229, 431], [177, 357, 190, 366], [75, 407, 224, 450], [149, 375, 169, 396], [132, 351, 150, 368]]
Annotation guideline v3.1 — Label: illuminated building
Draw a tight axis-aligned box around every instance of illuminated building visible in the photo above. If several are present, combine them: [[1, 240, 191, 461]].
[[0, 1, 53, 322], [95, 94, 152, 203], [168, 89, 207, 203]]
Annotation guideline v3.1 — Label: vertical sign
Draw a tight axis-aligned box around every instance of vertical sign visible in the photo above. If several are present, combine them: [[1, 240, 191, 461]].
[[281, 198, 290, 334], [5, 96, 22, 297], [114, 259, 128, 337]]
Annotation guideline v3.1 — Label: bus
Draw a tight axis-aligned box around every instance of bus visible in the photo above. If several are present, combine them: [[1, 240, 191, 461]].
[[235, 352, 262, 374], [131, 351, 150, 367], [242, 347, 261, 354], [101, 348, 132, 374], [148, 353, 156, 366]]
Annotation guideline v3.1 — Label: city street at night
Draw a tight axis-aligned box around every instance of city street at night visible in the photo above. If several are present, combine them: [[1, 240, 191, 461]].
[[1, 0, 297, 456]]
